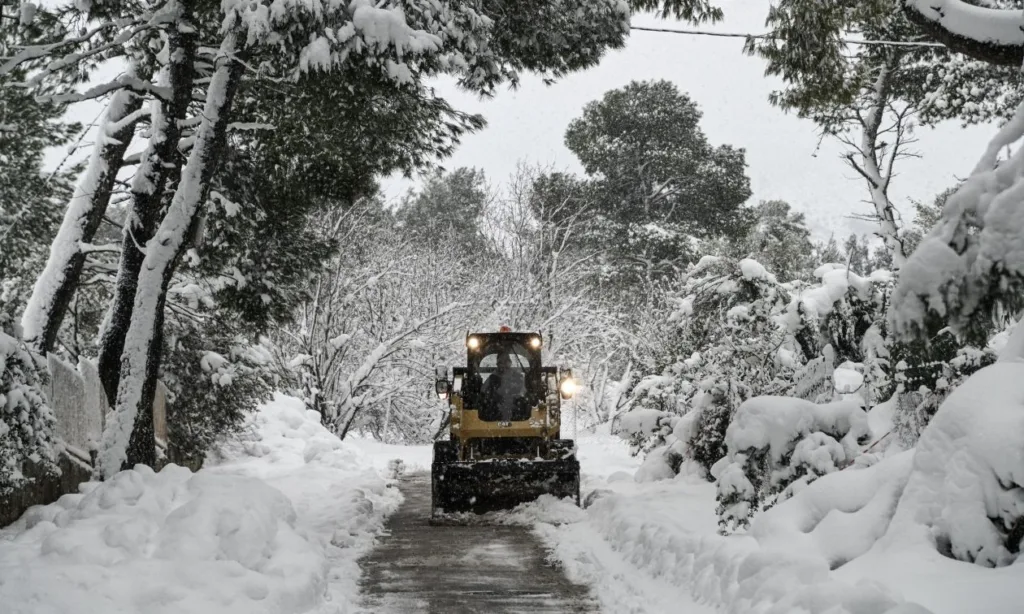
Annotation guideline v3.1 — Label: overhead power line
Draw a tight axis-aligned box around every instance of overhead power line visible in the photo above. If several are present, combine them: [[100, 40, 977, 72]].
[[629, 24, 948, 49]]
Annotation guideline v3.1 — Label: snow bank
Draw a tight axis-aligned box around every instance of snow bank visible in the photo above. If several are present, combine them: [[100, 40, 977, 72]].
[[1, 393, 401, 614], [871, 363, 1024, 567], [829, 364, 1024, 613], [579, 475, 924, 614], [500, 427, 934, 613], [751, 452, 915, 570], [208, 394, 402, 610], [0, 465, 324, 614]]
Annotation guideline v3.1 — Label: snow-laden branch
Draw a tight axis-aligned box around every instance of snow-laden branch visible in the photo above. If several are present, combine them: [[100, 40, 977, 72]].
[[0, 20, 129, 76], [36, 75, 172, 104], [330, 301, 469, 436], [891, 96, 1024, 339], [903, 0, 1024, 66]]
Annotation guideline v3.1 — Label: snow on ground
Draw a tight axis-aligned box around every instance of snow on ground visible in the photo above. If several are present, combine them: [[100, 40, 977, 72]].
[[515, 427, 933, 614], [342, 435, 432, 474], [0, 393, 402, 614], [535, 378, 1024, 614], [499, 429, 718, 613], [834, 363, 1024, 614]]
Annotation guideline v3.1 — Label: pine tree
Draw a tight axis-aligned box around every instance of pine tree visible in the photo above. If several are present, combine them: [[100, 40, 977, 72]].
[[563, 80, 752, 291], [738, 200, 815, 280], [396, 167, 492, 251]]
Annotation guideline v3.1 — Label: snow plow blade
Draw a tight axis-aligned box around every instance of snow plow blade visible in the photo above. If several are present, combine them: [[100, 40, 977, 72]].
[[431, 449, 580, 515]]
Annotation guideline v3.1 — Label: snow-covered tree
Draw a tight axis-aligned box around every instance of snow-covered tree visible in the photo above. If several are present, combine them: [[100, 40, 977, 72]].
[[395, 167, 493, 251], [890, 104, 1024, 346], [746, 0, 1022, 268], [0, 8, 80, 317], [735, 200, 815, 281], [562, 80, 752, 291], [277, 204, 472, 441], [11, 0, 685, 476], [159, 323, 273, 468], [620, 256, 798, 476]]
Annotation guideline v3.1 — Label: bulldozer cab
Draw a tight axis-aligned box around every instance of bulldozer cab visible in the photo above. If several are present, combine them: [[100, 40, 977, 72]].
[[462, 333, 542, 421]]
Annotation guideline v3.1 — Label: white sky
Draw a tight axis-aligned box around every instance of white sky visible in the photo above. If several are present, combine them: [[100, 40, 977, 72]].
[[45, 0, 997, 242]]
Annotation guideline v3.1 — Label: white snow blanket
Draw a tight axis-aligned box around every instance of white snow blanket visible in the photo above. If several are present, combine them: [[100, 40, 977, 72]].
[[0, 394, 401, 614], [524, 362, 1024, 614], [836, 362, 1024, 613], [517, 430, 931, 614]]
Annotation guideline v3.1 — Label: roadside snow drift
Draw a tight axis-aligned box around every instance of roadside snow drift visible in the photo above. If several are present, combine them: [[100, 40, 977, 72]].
[[836, 362, 1024, 613], [0, 466, 324, 614], [522, 430, 932, 614], [0, 393, 400, 614]]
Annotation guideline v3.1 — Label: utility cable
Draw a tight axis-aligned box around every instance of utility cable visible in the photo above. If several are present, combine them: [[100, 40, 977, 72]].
[[629, 24, 948, 49]]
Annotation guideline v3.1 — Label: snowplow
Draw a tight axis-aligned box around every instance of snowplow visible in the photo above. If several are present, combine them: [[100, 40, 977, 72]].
[[431, 328, 580, 516]]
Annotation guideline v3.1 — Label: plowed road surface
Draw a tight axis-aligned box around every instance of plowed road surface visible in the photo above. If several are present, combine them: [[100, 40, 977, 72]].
[[358, 473, 595, 613]]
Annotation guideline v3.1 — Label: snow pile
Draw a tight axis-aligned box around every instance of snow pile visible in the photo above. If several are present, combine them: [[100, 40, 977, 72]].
[[565, 362, 1024, 614], [518, 427, 933, 613], [0, 393, 400, 614], [577, 473, 926, 614], [0, 466, 324, 614], [208, 394, 402, 609], [875, 362, 1024, 567], [750, 451, 916, 570]]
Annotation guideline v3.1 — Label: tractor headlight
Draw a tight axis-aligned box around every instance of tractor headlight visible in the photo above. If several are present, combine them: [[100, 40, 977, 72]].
[[467, 336, 480, 350], [559, 377, 577, 399], [529, 335, 542, 349]]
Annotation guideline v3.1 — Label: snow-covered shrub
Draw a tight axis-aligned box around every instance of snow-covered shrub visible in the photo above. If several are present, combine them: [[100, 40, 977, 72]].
[[784, 264, 895, 406], [0, 309, 59, 494], [891, 335, 997, 448], [160, 328, 273, 468], [622, 256, 799, 477], [885, 362, 1024, 567], [614, 407, 675, 455], [750, 450, 916, 570], [716, 395, 871, 533]]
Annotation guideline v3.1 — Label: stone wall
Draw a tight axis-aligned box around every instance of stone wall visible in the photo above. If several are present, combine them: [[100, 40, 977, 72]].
[[0, 450, 94, 527], [2, 356, 178, 528]]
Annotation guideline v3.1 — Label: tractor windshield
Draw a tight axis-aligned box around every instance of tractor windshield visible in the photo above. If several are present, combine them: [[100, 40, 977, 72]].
[[470, 340, 537, 421]]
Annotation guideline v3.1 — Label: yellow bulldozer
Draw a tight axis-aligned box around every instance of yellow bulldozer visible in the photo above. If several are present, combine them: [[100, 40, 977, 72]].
[[431, 327, 580, 516]]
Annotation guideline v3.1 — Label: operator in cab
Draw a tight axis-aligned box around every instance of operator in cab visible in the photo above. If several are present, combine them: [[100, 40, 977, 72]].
[[481, 351, 526, 422]]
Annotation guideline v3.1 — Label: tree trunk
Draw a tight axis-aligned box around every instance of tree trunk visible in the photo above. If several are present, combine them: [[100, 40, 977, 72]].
[[99, 37, 246, 477], [21, 86, 144, 355], [854, 56, 908, 270], [97, 9, 198, 407]]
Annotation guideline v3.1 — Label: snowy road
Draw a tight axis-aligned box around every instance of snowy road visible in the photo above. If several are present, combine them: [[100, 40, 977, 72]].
[[357, 473, 595, 613]]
